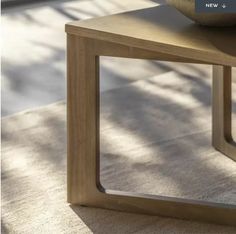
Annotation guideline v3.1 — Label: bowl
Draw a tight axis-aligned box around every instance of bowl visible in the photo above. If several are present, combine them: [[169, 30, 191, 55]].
[[166, 0, 236, 26]]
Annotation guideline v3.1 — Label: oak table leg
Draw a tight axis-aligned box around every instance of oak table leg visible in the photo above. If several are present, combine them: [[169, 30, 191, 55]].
[[67, 35, 100, 204], [212, 66, 236, 161], [67, 36, 236, 226]]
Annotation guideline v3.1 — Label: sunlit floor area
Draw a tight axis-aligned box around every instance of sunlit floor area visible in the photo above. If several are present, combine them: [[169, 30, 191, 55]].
[[2, 0, 236, 233], [2, 0, 160, 116]]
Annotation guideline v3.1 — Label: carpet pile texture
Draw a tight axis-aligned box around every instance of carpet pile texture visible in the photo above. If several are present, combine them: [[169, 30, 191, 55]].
[[2, 73, 236, 233]]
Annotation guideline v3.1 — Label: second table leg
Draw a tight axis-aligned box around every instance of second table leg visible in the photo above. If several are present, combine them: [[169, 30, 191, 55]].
[[212, 65, 236, 161]]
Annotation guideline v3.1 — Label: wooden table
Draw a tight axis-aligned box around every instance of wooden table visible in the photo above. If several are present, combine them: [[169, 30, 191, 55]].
[[66, 5, 236, 225]]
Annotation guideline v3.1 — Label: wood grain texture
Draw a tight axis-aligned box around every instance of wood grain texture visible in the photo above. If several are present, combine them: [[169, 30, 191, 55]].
[[66, 4, 236, 225], [67, 34, 236, 225], [66, 5, 236, 66], [212, 66, 236, 161], [92, 39, 211, 64], [67, 35, 100, 204]]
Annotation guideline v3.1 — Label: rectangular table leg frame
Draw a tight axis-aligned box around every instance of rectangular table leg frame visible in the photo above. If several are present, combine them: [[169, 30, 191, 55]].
[[67, 35, 236, 226]]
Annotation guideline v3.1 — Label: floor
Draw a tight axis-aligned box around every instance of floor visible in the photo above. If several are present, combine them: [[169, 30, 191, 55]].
[[2, 90, 236, 233], [1, 0, 158, 116]]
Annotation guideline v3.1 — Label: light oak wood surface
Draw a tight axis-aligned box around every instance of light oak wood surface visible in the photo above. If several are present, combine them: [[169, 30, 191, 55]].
[[66, 5, 236, 67], [66, 5, 236, 226]]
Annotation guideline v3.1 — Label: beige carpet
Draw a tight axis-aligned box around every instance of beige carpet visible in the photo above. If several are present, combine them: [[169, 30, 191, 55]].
[[2, 71, 236, 233]]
